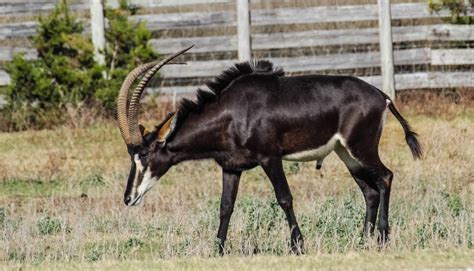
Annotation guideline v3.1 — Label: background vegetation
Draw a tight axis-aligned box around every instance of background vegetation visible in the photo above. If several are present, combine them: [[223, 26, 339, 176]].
[[1, 0, 157, 131], [429, 0, 474, 24]]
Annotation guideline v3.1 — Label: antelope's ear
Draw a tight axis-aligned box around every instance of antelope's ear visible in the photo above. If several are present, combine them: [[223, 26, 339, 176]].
[[157, 113, 177, 143], [139, 124, 150, 137]]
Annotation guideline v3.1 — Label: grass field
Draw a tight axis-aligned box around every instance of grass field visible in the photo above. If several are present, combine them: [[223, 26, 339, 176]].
[[0, 94, 473, 270]]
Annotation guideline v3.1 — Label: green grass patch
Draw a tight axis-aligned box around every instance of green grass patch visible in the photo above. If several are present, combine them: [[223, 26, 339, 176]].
[[0, 178, 65, 197]]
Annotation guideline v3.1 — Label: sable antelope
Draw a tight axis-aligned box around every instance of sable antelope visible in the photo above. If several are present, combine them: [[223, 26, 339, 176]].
[[117, 45, 422, 254]]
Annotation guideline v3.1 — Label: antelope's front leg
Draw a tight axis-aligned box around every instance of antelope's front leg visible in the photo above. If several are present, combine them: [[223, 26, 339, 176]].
[[261, 158, 304, 254], [216, 169, 241, 255]]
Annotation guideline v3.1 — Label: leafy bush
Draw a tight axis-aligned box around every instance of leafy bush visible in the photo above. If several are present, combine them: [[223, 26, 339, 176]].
[[2, 0, 158, 130], [429, 0, 474, 24], [96, 0, 158, 110]]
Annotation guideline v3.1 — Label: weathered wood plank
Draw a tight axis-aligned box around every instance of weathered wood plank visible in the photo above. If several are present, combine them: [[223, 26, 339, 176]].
[[132, 10, 234, 30], [150, 24, 474, 54], [0, 47, 458, 86], [0, 69, 10, 85], [90, 0, 106, 66], [3, 3, 471, 37], [251, 3, 451, 26], [146, 71, 474, 98], [0, 21, 37, 39], [431, 49, 474, 66], [107, 0, 231, 8], [149, 35, 236, 53], [159, 59, 235, 78], [362, 72, 474, 90], [377, 0, 396, 98], [0, 2, 88, 15], [135, 2, 464, 30], [274, 48, 431, 73], [237, 0, 251, 61], [3, 47, 473, 86], [1, 71, 471, 106], [0, 47, 37, 61], [2, 24, 470, 59], [0, 21, 92, 40], [0, 0, 230, 15], [156, 48, 431, 78]]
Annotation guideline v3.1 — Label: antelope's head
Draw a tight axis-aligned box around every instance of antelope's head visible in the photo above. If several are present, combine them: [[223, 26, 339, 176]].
[[117, 45, 193, 206]]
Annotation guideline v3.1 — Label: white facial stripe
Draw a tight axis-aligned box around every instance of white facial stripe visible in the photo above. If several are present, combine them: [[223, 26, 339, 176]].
[[137, 168, 157, 195], [127, 154, 158, 206], [134, 154, 144, 172], [130, 154, 141, 197]]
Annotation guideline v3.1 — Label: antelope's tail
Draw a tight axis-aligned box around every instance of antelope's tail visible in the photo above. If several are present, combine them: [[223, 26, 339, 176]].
[[386, 99, 423, 160]]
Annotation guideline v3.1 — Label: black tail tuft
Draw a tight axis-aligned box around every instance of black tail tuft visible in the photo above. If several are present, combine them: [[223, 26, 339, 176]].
[[387, 102, 423, 160], [405, 129, 423, 160]]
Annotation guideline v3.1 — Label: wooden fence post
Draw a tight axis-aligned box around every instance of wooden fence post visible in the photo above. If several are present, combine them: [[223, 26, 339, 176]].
[[377, 0, 395, 98], [236, 0, 251, 61], [90, 0, 106, 67]]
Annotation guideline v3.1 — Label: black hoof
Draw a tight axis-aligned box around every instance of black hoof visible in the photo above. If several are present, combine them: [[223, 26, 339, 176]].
[[216, 239, 225, 256], [290, 237, 305, 255], [377, 230, 390, 248]]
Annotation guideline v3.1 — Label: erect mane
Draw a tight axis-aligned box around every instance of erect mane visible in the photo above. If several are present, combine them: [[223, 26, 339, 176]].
[[174, 59, 284, 126]]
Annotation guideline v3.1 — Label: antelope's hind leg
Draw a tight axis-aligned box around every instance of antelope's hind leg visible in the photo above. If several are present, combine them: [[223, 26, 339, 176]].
[[335, 143, 393, 245], [260, 158, 304, 254]]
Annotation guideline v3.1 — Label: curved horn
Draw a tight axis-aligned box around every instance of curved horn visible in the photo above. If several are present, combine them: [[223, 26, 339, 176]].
[[128, 44, 194, 146], [117, 61, 162, 146]]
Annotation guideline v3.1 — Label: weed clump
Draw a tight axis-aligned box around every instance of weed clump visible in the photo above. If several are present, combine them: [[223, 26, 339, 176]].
[[37, 216, 62, 235]]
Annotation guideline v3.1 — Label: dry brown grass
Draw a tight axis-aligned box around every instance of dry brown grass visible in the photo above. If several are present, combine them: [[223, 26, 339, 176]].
[[0, 96, 472, 267], [396, 88, 474, 118]]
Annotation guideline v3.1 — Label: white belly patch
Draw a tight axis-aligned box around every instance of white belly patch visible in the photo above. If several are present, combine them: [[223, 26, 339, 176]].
[[283, 134, 343, 162]]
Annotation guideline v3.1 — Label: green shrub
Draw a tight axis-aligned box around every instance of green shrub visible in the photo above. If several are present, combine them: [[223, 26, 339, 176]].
[[96, 0, 158, 110], [2, 0, 158, 130], [429, 0, 474, 24]]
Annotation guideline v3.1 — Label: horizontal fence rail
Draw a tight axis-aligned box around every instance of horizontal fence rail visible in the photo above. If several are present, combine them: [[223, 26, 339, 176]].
[[2, 3, 470, 39], [1, 23, 472, 62], [149, 24, 474, 54], [0, 0, 231, 15], [150, 71, 474, 102], [1, 47, 470, 85], [0, 0, 472, 104]]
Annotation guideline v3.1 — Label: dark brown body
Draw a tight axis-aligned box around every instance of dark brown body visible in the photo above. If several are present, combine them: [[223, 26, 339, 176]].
[[167, 74, 388, 170], [121, 60, 422, 255]]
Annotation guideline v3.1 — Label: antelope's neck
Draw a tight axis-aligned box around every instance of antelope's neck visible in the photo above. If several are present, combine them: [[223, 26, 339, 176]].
[[166, 110, 230, 163]]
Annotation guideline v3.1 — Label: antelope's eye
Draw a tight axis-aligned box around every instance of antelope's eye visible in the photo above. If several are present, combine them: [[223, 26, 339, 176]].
[[138, 151, 148, 159]]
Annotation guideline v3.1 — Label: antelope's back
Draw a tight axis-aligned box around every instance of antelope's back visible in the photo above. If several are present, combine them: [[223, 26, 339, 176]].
[[218, 74, 387, 154]]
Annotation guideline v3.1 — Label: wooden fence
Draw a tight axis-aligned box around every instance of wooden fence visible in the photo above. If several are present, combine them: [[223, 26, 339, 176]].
[[0, 0, 473, 103]]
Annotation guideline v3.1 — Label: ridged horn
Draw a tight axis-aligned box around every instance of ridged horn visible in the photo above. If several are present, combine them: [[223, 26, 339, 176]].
[[128, 44, 195, 146], [117, 61, 162, 146]]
